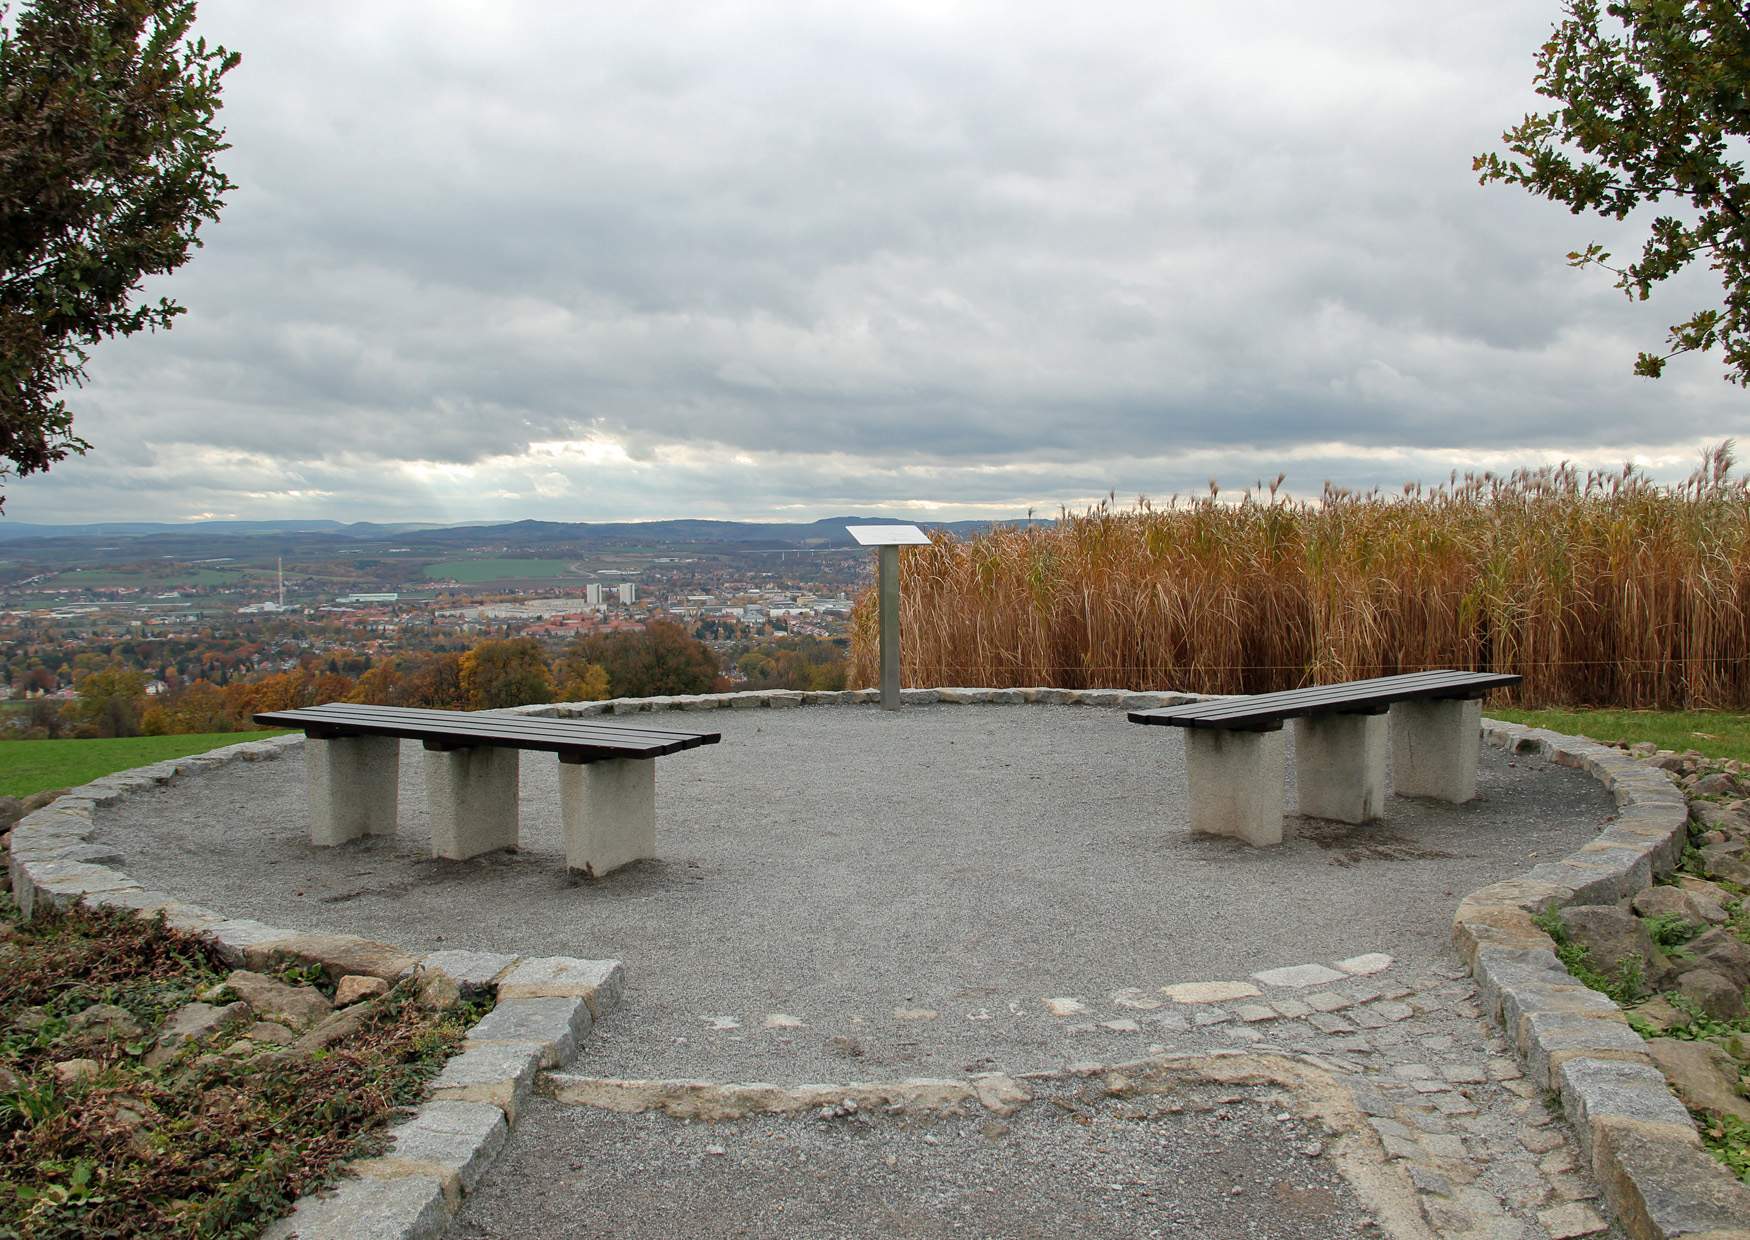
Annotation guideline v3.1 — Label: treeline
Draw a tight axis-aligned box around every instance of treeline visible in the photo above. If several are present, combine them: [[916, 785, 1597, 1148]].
[[26, 621, 729, 740], [850, 449, 1750, 710]]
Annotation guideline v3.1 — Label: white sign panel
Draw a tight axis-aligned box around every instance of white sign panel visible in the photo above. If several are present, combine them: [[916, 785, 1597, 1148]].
[[846, 524, 931, 546]]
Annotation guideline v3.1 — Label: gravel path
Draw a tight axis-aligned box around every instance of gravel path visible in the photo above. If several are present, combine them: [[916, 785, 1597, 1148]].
[[97, 705, 1613, 1084], [452, 1078, 1375, 1240]]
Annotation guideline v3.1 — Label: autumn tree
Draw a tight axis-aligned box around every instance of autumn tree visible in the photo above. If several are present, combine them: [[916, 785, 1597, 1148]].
[[1477, 1, 1750, 381], [567, 620, 719, 698], [554, 656, 611, 703], [0, 1, 240, 506], [68, 663, 145, 737], [458, 638, 553, 710]]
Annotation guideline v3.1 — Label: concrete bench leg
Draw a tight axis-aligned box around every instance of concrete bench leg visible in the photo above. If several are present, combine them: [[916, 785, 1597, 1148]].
[[305, 735, 399, 845], [424, 746, 520, 860], [1184, 727, 1287, 847], [1292, 711, 1387, 823], [560, 757, 656, 878], [1390, 698, 1483, 803]]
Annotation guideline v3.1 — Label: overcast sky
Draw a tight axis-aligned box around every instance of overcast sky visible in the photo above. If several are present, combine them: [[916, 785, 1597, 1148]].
[[14, 0, 1750, 525]]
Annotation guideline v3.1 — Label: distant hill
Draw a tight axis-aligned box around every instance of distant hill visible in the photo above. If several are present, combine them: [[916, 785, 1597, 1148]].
[[0, 515, 1044, 548], [0, 519, 447, 541]]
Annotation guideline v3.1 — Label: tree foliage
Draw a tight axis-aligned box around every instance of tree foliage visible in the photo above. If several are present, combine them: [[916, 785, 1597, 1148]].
[[1477, 0, 1750, 382], [458, 638, 553, 710], [67, 663, 145, 736], [0, 0, 239, 506], [566, 620, 720, 698]]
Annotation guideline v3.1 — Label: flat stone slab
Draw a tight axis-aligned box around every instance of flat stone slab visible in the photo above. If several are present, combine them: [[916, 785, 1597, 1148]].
[[429, 1043, 541, 1121], [376, 1100, 508, 1203], [1337, 953, 1395, 976], [466, 997, 591, 1068], [495, 957, 623, 1019], [260, 1172, 449, 1240], [1251, 963, 1347, 989], [1161, 981, 1262, 1005], [416, 950, 518, 996]]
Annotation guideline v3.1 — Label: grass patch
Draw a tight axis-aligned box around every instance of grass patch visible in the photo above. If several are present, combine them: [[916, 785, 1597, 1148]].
[[0, 733, 290, 800], [0, 895, 483, 1237], [1486, 708, 1750, 763], [423, 557, 580, 583]]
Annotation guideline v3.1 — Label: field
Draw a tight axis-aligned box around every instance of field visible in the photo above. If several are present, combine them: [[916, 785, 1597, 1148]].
[[46, 566, 249, 588], [0, 732, 290, 799], [422, 558, 581, 582]]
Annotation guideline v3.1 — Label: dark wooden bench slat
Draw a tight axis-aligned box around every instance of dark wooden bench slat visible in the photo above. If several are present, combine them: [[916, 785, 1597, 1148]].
[[265, 703, 712, 744], [254, 704, 720, 759], [1148, 672, 1503, 721], [1129, 670, 1520, 730], [253, 714, 701, 754], [258, 702, 713, 744]]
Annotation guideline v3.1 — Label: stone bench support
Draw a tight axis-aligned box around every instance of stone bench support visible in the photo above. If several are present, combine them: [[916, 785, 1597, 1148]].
[[1292, 710, 1388, 824], [425, 745, 521, 860], [1390, 698, 1482, 803], [305, 735, 399, 846], [560, 757, 656, 878], [1184, 727, 1286, 847]]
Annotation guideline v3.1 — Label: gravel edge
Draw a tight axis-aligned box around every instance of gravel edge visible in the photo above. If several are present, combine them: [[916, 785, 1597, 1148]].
[[1457, 721, 1750, 1240], [5, 734, 625, 1240]]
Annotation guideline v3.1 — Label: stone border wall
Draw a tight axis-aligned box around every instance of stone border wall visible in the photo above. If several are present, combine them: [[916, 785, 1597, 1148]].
[[12, 691, 1750, 1237], [1456, 722, 1750, 1240], [5, 734, 625, 1240]]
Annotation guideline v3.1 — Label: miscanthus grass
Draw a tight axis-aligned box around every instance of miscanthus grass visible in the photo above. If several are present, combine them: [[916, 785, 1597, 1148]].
[[850, 445, 1750, 709]]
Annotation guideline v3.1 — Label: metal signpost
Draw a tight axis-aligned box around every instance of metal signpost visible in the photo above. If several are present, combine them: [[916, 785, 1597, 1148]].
[[847, 524, 931, 710]]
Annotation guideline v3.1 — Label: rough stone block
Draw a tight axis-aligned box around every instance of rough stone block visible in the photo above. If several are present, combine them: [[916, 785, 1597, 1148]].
[[260, 1173, 450, 1240], [1556, 1056, 1696, 1146], [1183, 727, 1286, 847], [205, 919, 296, 968], [1292, 712, 1387, 823], [416, 950, 518, 996], [249, 932, 419, 982], [465, 996, 591, 1067], [376, 1100, 508, 1208], [1588, 1116, 1750, 1239], [560, 757, 655, 878], [424, 746, 519, 861], [1390, 697, 1482, 802], [428, 1043, 540, 1121], [305, 734, 399, 846], [1519, 1010, 1651, 1090], [495, 956, 624, 1019]]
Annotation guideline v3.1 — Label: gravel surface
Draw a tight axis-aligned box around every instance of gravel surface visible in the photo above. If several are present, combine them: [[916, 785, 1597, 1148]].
[[97, 705, 1614, 1082], [452, 1078, 1375, 1240]]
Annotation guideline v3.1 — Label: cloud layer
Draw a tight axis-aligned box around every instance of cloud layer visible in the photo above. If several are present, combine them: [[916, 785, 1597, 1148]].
[[15, 0, 1749, 524]]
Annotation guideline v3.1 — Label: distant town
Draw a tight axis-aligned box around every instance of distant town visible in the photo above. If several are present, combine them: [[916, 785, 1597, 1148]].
[[0, 515, 972, 726]]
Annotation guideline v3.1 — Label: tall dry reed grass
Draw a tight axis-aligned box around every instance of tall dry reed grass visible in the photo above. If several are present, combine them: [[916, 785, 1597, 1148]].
[[848, 446, 1750, 708]]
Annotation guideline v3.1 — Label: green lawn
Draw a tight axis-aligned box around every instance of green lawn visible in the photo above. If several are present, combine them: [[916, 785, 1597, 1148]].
[[0, 732, 290, 799], [422, 557, 580, 582], [1487, 708, 1750, 763]]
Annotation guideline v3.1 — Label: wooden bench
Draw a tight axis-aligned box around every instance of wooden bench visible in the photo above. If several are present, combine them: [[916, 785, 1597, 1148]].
[[254, 703, 721, 877], [1127, 670, 1521, 847]]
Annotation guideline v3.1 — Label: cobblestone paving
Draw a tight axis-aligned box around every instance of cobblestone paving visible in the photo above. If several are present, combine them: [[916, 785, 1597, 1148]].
[[590, 953, 1626, 1239]]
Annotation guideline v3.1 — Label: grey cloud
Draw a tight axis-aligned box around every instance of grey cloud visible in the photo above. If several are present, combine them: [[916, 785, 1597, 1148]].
[[14, 0, 1750, 524]]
